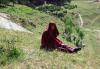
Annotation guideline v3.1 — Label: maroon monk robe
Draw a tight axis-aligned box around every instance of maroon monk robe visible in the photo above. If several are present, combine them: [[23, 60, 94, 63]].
[[41, 23, 81, 53]]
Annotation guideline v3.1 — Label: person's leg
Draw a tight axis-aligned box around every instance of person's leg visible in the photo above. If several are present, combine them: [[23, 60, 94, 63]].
[[57, 45, 81, 53], [57, 45, 74, 53]]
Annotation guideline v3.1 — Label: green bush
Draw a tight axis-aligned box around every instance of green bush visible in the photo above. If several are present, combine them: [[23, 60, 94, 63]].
[[30, 0, 71, 6], [8, 48, 21, 59], [0, 0, 9, 7], [36, 4, 67, 18], [64, 16, 73, 35], [0, 0, 16, 7], [64, 4, 77, 9], [63, 16, 84, 47], [0, 38, 23, 66]]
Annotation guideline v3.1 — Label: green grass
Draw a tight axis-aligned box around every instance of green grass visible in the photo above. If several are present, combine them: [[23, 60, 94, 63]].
[[0, 27, 99, 69], [0, 1, 100, 69], [0, 4, 64, 32], [0, 29, 90, 69]]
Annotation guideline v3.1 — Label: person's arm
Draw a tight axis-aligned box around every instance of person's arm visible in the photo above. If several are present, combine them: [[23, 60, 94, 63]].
[[55, 38, 63, 45], [41, 32, 48, 46]]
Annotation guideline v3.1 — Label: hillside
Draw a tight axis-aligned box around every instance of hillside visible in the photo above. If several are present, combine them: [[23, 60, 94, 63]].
[[69, 1, 100, 29], [0, 1, 100, 69]]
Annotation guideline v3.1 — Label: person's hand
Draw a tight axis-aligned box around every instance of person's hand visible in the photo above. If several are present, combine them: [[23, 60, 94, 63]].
[[61, 44, 65, 45]]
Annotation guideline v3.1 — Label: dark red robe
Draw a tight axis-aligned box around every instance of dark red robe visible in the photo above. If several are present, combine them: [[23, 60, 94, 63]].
[[41, 23, 75, 53]]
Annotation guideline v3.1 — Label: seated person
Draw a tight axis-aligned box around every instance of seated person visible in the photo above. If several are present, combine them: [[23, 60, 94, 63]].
[[41, 22, 81, 53]]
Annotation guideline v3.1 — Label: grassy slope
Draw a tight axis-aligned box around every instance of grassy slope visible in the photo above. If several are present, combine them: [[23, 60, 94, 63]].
[[0, 4, 64, 31], [69, 1, 100, 29], [72, 0, 100, 56], [0, 1, 100, 69], [0, 29, 90, 69]]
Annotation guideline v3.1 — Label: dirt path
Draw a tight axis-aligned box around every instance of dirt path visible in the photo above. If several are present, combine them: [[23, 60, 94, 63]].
[[76, 13, 100, 33], [83, 28, 100, 33], [91, 15, 100, 24]]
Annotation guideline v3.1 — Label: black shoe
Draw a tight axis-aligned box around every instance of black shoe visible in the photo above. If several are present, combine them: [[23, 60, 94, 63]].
[[74, 47, 81, 53]]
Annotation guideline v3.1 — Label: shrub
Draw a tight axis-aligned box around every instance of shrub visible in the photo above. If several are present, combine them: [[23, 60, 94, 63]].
[[0, 0, 9, 7], [36, 4, 67, 18], [64, 4, 77, 9], [29, 0, 71, 6], [0, 0, 16, 7], [63, 16, 84, 48], [8, 48, 21, 59], [0, 38, 23, 66], [64, 16, 73, 35]]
